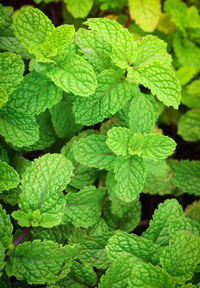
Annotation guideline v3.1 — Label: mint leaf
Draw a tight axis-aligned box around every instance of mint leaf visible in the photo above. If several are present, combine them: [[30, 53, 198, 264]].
[[0, 160, 20, 193], [73, 134, 116, 170], [73, 69, 130, 125], [178, 109, 200, 142], [0, 204, 13, 249], [12, 153, 73, 228], [47, 54, 97, 97], [185, 200, 200, 224], [114, 156, 147, 202], [129, 0, 161, 32], [106, 127, 132, 156], [169, 216, 200, 237], [65, 0, 93, 19]]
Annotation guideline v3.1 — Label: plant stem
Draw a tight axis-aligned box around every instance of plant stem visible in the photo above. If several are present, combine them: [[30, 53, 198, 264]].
[[12, 227, 32, 247]]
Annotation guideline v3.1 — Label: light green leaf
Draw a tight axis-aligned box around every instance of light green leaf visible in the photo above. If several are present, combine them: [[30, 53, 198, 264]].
[[164, 0, 187, 32], [142, 199, 183, 246], [8, 71, 62, 115], [0, 52, 24, 96], [0, 106, 39, 147], [129, 94, 158, 134], [13, 7, 54, 49], [85, 18, 136, 69], [6, 240, 79, 285], [0, 143, 9, 163], [128, 61, 181, 109], [73, 134, 116, 170], [178, 109, 200, 142], [63, 186, 106, 228], [65, 0, 93, 19], [128, 262, 175, 288], [47, 54, 97, 97], [99, 255, 135, 288], [76, 28, 112, 73], [182, 80, 200, 109], [106, 232, 161, 264], [114, 156, 147, 202], [0, 89, 8, 109], [0, 160, 19, 193], [49, 93, 83, 139], [171, 160, 200, 196], [169, 216, 200, 237], [12, 154, 74, 228], [106, 127, 132, 156], [73, 69, 130, 125], [160, 230, 200, 284], [176, 67, 196, 86], [0, 204, 13, 249], [129, 133, 176, 160], [129, 0, 161, 32]]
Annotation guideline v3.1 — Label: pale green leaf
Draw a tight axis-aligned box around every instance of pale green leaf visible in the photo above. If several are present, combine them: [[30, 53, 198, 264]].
[[68, 261, 97, 287], [129, 0, 161, 32], [0, 160, 19, 193], [65, 0, 93, 18], [106, 127, 132, 156], [178, 109, 200, 142], [73, 134, 116, 170], [176, 67, 196, 86], [47, 54, 97, 97], [12, 154, 74, 228], [73, 69, 130, 125]]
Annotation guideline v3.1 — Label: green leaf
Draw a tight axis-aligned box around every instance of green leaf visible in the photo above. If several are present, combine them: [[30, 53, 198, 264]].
[[106, 127, 132, 156], [171, 160, 200, 196], [49, 93, 83, 139], [0, 89, 8, 110], [0, 160, 19, 193], [99, 255, 135, 288], [169, 216, 200, 237], [182, 80, 200, 109], [47, 54, 97, 97], [0, 106, 39, 147], [178, 109, 200, 142], [128, 133, 176, 160], [160, 230, 200, 284], [164, 0, 187, 32], [0, 143, 9, 163], [65, 0, 93, 19], [128, 262, 175, 288], [8, 71, 62, 115], [6, 240, 80, 285], [106, 232, 161, 265], [67, 261, 97, 286], [73, 69, 130, 125], [176, 67, 196, 86], [85, 18, 136, 69], [185, 200, 200, 224], [128, 61, 181, 109], [0, 204, 13, 249], [73, 134, 116, 170], [12, 153, 74, 228], [63, 186, 106, 228], [76, 28, 112, 73], [0, 242, 5, 277], [142, 199, 183, 246], [114, 156, 147, 202], [0, 52, 24, 96], [13, 7, 54, 49], [129, 94, 158, 134], [129, 0, 161, 32]]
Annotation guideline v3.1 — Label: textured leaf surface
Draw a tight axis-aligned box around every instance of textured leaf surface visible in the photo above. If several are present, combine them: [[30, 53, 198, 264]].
[[8, 72, 62, 115], [7, 240, 79, 284], [0, 160, 19, 193], [85, 18, 136, 69], [99, 255, 135, 288], [142, 199, 183, 246], [185, 200, 200, 224], [65, 0, 93, 18], [12, 154, 73, 228], [73, 69, 130, 125], [114, 156, 147, 202], [0, 52, 24, 96], [63, 186, 106, 228], [76, 28, 112, 73], [106, 232, 161, 264], [13, 7, 54, 49], [128, 262, 175, 288], [171, 160, 200, 196], [0, 204, 13, 249], [47, 54, 97, 97], [160, 231, 200, 284], [0, 106, 39, 147], [129, 0, 161, 32], [106, 127, 132, 156], [129, 61, 181, 109], [178, 109, 200, 142], [73, 134, 116, 170], [169, 216, 200, 237], [32, 224, 70, 244], [129, 94, 158, 134]]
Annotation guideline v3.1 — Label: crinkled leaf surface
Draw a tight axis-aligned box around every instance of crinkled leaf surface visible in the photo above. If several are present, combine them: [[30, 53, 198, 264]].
[[0, 204, 13, 249], [106, 127, 132, 156], [169, 216, 200, 237], [0, 160, 19, 193]]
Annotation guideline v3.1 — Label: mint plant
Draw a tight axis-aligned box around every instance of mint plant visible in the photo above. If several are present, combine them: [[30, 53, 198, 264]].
[[0, 1, 200, 287]]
